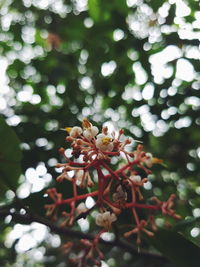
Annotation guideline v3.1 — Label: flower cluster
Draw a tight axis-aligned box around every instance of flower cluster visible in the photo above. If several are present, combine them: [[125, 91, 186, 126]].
[[45, 119, 180, 265]]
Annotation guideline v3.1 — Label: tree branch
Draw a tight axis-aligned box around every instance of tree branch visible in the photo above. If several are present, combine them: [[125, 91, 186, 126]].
[[0, 207, 168, 263]]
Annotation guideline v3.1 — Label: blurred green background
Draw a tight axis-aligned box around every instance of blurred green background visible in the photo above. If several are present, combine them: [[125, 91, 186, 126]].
[[0, 0, 200, 266]]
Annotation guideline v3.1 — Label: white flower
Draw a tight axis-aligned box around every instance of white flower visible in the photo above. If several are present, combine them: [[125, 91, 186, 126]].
[[83, 126, 99, 140], [129, 175, 142, 183], [76, 202, 88, 215], [95, 211, 117, 230], [96, 134, 114, 152], [69, 126, 82, 138], [144, 153, 153, 168]]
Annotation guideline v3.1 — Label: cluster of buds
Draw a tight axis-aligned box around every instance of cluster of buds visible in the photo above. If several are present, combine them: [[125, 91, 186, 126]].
[[45, 119, 180, 265]]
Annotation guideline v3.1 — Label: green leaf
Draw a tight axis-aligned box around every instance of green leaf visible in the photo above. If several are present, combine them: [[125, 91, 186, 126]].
[[88, 0, 101, 22], [173, 217, 200, 232], [151, 229, 200, 267], [0, 116, 22, 198], [150, 0, 164, 12]]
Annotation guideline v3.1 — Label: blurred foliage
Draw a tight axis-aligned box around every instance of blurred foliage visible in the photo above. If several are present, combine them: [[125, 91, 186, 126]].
[[0, 0, 200, 266], [0, 116, 22, 199]]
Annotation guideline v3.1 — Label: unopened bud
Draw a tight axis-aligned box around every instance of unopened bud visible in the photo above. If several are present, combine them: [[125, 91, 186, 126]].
[[66, 136, 74, 142], [58, 147, 65, 154]]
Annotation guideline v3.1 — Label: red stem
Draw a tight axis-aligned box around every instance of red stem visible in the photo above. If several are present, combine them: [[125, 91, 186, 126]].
[[116, 159, 139, 174], [93, 229, 106, 246], [131, 187, 140, 225], [102, 151, 120, 156], [96, 165, 106, 203], [125, 203, 161, 210], [103, 159, 139, 180], [69, 162, 87, 167], [84, 158, 98, 170], [73, 179, 77, 198], [56, 191, 99, 205], [100, 160, 120, 180]]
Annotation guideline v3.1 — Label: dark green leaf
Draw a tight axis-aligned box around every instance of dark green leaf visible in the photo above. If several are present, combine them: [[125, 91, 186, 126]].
[[0, 116, 22, 198], [151, 229, 200, 267], [150, 0, 164, 12], [173, 217, 200, 232]]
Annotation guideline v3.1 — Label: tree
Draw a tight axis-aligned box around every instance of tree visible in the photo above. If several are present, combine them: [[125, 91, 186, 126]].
[[0, 0, 200, 266]]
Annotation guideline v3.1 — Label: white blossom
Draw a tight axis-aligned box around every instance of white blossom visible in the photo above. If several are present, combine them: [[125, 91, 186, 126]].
[[144, 153, 153, 168], [96, 134, 114, 152], [83, 126, 99, 140], [69, 126, 83, 138], [95, 211, 117, 230]]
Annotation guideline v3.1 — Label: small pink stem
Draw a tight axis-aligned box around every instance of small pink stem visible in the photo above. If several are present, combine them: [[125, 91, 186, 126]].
[[125, 203, 161, 210], [96, 165, 106, 203], [70, 179, 77, 214], [56, 191, 99, 205], [84, 158, 98, 170], [94, 229, 106, 246], [131, 187, 140, 226], [116, 159, 139, 174], [102, 151, 120, 156], [73, 179, 77, 198], [100, 160, 120, 180], [103, 159, 139, 179], [69, 162, 87, 167]]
